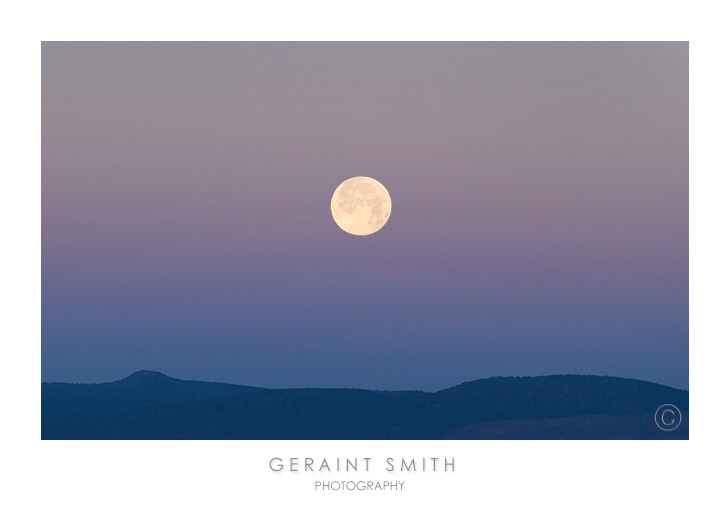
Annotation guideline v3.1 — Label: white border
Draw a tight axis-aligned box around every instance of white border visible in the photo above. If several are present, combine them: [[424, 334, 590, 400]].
[[4, 1, 725, 503]]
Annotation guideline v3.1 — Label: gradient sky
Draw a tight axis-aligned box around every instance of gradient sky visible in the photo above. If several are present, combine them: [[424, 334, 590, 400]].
[[42, 42, 688, 391]]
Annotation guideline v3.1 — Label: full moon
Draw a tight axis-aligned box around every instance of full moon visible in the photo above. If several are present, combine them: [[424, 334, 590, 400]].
[[331, 176, 392, 236]]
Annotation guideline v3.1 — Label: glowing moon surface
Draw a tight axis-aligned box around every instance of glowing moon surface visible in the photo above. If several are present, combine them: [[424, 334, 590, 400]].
[[331, 176, 392, 235]]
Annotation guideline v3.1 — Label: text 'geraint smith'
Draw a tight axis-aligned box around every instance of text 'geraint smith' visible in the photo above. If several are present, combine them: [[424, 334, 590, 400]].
[[269, 457, 455, 473]]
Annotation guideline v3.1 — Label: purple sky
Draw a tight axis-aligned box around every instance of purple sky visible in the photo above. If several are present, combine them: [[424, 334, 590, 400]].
[[42, 42, 688, 390]]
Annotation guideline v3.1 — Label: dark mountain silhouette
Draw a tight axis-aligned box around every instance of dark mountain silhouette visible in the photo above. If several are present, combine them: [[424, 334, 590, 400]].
[[42, 372, 688, 439]]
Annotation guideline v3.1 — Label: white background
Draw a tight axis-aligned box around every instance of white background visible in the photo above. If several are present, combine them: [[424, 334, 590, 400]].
[[3, 1, 726, 503]]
